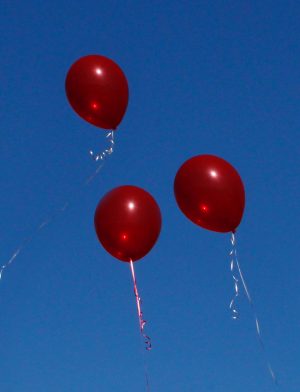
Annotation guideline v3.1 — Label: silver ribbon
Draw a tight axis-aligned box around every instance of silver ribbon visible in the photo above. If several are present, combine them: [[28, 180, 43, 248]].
[[229, 232, 278, 386], [0, 131, 115, 281]]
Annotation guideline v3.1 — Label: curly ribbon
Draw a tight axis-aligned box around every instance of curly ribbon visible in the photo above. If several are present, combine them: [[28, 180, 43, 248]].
[[89, 131, 114, 162], [229, 232, 278, 386], [0, 131, 114, 281], [229, 234, 239, 319]]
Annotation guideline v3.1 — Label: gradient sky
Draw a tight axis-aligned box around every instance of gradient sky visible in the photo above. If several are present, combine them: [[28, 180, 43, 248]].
[[0, 1, 299, 391]]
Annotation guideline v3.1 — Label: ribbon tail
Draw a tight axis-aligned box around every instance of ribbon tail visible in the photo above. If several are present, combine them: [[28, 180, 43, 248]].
[[230, 233, 278, 387]]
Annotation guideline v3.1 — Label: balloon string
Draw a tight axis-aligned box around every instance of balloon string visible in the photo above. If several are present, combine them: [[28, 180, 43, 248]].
[[0, 203, 69, 281], [0, 131, 115, 281], [129, 260, 151, 392], [129, 260, 152, 351], [229, 233, 278, 386]]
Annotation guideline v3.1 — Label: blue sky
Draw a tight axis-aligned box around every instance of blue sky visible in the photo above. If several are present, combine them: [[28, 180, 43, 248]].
[[0, 1, 299, 391]]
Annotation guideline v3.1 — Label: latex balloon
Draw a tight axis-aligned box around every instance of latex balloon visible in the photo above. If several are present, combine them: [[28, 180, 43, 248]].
[[94, 186, 162, 262], [174, 155, 245, 233], [65, 55, 129, 130]]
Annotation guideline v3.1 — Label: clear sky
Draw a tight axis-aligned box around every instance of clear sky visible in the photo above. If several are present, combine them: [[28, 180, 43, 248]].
[[0, 1, 299, 391]]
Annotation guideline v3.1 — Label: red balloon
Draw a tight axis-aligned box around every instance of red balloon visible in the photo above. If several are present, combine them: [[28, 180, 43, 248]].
[[65, 55, 129, 130], [174, 155, 245, 233], [94, 186, 162, 262]]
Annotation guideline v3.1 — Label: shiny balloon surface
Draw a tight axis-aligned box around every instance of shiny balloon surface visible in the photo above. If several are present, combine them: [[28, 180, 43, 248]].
[[174, 155, 245, 233], [94, 186, 162, 262], [65, 55, 129, 130]]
